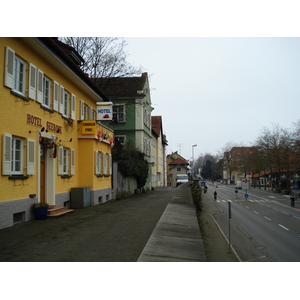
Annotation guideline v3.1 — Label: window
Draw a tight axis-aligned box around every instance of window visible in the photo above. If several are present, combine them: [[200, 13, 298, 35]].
[[115, 135, 126, 145], [113, 104, 125, 123], [58, 147, 75, 176], [2, 134, 35, 176], [11, 137, 23, 174], [13, 56, 26, 95], [63, 90, 69, 117], [42, 76, 51, 108]]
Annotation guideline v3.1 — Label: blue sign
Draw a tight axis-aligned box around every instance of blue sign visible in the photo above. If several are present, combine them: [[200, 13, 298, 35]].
[[245, 193, 249, 198], [232, 175, 235, 180]]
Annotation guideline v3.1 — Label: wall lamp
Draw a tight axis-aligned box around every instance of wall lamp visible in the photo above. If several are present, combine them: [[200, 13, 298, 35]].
[[59, 138, 72, 142], [29, 127, 45, 133]]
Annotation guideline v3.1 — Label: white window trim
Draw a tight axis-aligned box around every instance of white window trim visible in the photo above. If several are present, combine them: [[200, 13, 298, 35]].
[[11, 136, 23, 175], [13, 55, 26, 96]]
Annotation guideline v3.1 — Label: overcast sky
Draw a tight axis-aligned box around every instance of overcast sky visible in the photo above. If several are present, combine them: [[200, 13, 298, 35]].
[[124, 37, 300, 161]]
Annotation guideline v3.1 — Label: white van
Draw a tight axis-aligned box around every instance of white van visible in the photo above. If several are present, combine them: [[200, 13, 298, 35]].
[[235, 181, 242, 189], [176, 174, 189, 187]]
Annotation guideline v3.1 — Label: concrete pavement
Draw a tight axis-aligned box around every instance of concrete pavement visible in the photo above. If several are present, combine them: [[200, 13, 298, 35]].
[[0, 183, 206, 262], [138, 183, 206, 262]]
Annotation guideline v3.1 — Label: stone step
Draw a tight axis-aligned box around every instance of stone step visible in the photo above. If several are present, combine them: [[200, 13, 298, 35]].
[[47, 206, 74, 217]]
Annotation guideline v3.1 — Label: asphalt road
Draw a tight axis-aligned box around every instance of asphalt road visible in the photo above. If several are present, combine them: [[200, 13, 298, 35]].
[[0, 187, 175, 262], [205, 183, 300, 262]]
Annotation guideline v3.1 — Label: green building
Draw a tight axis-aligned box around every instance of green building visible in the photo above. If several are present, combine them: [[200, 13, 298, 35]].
[[96, 73, 153, 190]]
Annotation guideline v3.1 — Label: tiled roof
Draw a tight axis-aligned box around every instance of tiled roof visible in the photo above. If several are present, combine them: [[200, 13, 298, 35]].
[[95, 73, 148, 98], [152, 116, 162, 137], [169, 158, 189, 165]]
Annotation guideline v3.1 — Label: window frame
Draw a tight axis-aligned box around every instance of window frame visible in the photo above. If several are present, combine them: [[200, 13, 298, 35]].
[[42, 75, 51, 108], [13, 55, 26, 96], [113, 104, 126, 123], [11, 136, 23, 175]]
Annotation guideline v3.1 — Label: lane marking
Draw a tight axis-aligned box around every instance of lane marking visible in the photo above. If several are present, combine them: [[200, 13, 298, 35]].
[[264, 216, 272, 221], [282, 211, 289, 215], [253, 210, 259, 214], [273, 208, 279, 211], [278, 224, 289, 231], [245, 206, 249, 209], [293, 216, 300, 220]]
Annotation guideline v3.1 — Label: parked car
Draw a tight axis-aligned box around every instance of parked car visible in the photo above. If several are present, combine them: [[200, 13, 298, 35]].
[[176, 174, 189, 187]]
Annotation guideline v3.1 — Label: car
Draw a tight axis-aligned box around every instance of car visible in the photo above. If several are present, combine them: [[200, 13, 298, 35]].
[[176, 174, 189, 187], [235, 181, 242, 189]]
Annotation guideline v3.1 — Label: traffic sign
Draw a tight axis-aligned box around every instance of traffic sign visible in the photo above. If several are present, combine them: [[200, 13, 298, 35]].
[[245, 193, 249, 199]]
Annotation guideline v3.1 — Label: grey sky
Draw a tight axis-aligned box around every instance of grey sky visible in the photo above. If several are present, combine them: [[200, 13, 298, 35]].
[[125, 37, 300, 161]]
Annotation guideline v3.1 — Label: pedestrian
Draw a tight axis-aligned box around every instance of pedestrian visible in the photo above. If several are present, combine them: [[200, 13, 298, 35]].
[[291, 196, 295, 208], [214, 191, 217, 200], [204, 186, 207, 193]]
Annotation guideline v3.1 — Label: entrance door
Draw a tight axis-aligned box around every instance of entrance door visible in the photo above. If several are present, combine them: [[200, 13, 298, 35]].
[[40, 143, 46, 202]]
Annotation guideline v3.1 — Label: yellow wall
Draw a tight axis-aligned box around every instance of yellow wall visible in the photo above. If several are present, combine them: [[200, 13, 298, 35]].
[[0, 37, 113, 203]]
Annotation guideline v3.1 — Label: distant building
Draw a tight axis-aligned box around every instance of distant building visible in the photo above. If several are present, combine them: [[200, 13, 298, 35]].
[[166, 152, 189, 187], [151, 116, 168, 187]]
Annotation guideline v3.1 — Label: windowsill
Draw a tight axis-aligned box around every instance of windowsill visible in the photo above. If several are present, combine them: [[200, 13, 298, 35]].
[[96, 174, 103, 177], [11, 90, 30, 102], [41, 104, 54, 113], [61, 175, 72, 179], [9, 175, 29, 180]]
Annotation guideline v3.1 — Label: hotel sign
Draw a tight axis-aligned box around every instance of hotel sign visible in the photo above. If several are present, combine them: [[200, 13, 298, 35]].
[[97, 102, 113, 121], [82, 120, 96, 135]]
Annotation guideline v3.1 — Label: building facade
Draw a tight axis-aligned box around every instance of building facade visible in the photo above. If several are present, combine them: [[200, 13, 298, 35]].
[[97, 73, 153, 190], [151, 116, 168, 187], [166, 152, 189, 187], [0, 38, 114, 229]]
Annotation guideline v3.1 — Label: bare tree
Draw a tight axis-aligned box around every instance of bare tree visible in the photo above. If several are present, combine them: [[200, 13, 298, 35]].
[[256, 124, 293, 191], [59, 37, 142, 86]]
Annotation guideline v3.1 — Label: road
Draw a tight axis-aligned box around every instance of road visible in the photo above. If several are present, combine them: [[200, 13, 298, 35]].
[[204, 182, 300, 262]]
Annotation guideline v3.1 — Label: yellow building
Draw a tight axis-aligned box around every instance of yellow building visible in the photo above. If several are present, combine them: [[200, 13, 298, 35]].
[[0, 37, 114, 229]]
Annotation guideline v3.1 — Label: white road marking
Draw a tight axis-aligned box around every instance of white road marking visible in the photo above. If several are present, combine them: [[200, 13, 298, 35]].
[[278, 224, 289, 231], [245, 206, 249, 209], [269, 196, 277, 199], [253, 210, 259, 214], [282, 211, 289, 215], [264, 216, 272, 221], [293, 216, 300, 220]]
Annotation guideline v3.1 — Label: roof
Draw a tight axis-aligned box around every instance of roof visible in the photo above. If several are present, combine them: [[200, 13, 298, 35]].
[[34, 37, 109, 102], [152, 116, 162, 137], [95, 73, 148, 98], [169, 158, 189, 166]]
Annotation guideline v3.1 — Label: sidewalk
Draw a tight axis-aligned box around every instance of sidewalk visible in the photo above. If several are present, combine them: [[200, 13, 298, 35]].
[[138, 183, 206, 262], [0, 184, 206, 262]]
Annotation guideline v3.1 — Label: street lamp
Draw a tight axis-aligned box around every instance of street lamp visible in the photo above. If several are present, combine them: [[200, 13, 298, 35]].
[[192, 144, 197, 179]]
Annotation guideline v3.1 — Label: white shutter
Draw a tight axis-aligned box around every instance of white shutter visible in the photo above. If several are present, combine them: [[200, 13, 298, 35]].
[[5, 46, 15, 89], [2, 133, 12, 175], [59, 85, 64, 114], [89, 106, 93, 120], [80, 100, 85, 120], [70, 149, 75, 175], [27, 138, 35, 175], [103, 152, 107, 175], [58, 146, 63, 175], [71, 94, 76, 120], [28, 63, 37, 100], [95, 151, 100, 175], [109, 154, 112, 175], [36, 69, 43, 103], [53, 81, 59, 111]]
